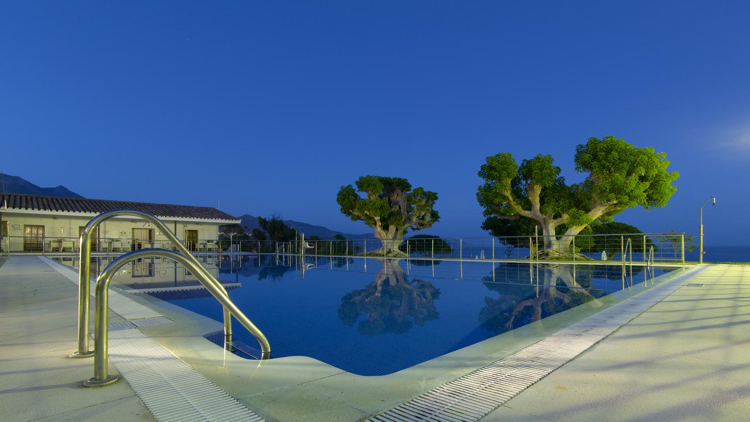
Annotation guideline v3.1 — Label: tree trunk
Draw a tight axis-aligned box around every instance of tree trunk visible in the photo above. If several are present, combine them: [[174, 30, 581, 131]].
[[373, 236, 406, 257], [536, 220, 588, 260], [536, 219, 569, 259]]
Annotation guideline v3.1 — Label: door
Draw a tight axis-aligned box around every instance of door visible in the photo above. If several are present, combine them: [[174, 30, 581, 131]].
[[24, 225, 45, 252], [1, 221, 7, 252], [132, 228, 154, 250], [185, 230, 198, 252]]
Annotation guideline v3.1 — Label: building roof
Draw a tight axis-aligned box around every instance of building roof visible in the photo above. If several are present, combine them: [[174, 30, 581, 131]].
[[0, 193, 240, 222]]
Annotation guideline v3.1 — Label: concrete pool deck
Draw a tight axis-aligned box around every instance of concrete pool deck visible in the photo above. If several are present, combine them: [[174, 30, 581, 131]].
[[0, 256, 154, 421], [483, 264, 750, 421], [1, 256, 748, 421]]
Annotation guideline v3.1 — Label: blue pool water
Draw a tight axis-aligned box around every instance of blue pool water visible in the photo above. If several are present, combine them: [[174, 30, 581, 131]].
[[82, 255, 680, 376]]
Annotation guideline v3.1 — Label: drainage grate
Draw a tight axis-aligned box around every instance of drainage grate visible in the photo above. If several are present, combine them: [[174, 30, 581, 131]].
[[371, 326, 609, 422], [109, 321, 137, 331], [686, 283, 704, 287], [109, 329, 264, 422], [370, 267, 701, 422], [131, 316, 173, 327]]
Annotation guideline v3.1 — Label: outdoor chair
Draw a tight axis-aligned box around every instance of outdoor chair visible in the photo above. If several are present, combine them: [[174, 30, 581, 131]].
[[61, 240, 75, 252], [49, 240, 62, 252]]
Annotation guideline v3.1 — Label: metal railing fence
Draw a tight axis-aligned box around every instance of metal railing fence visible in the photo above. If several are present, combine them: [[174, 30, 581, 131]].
[[279, 233, 686, 264], [210, 233, 686, 264], [2, 232, 688, 264], [0, 235, 220, 254]]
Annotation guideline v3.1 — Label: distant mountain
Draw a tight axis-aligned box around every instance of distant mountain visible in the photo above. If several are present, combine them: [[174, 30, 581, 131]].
[[236, 214, 374, 240], [0, 174, 83, 198]]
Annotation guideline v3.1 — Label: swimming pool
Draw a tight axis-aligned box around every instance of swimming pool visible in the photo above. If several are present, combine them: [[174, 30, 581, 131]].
[[56, 255, 681, 376]]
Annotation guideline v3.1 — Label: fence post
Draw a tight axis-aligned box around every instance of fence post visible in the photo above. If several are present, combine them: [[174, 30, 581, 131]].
[[621, 236, 625, 267], [492, 238, 495, 261], [529, 237, 533, 260], [629, 238, 633, 265], [643, 235, 647, 264], [364, 240, 367, 257], [459, 238, 462, 260], [406, 239, 409, 258], [681, 234, 685, 263], [431, 239, 434, 257], [572, 236, 576, 262]]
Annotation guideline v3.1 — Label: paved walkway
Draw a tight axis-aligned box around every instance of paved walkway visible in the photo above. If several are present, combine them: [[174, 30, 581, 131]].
[[3, 255, 749, 422], [483, 264, 750, 421], [0, 256, 154, 422]]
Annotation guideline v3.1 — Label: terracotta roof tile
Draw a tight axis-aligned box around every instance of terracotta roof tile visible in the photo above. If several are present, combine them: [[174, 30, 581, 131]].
[[0, 193, 239, 222]]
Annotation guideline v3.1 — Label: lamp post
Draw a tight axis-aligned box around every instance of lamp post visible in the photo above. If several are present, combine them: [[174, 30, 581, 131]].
[[699, 197, 716, 264]]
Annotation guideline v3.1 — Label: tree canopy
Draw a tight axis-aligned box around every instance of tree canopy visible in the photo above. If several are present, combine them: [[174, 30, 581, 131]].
[[399, 234, 453, 257], [477, 136, 679, 257], [251, 228, 267, 241], [257, 216, 297, 242], [337, 175, 439, 255], [664, 230, 696, 259], [575, 221, 658, 258]]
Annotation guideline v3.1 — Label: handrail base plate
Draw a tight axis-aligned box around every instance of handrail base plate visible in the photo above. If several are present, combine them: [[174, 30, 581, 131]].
[[69, 350, 95, 359], [83, 375, 119, 387]]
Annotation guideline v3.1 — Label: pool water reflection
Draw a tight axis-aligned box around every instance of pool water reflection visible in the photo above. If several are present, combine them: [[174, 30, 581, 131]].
[[55, 255, 681, 376]]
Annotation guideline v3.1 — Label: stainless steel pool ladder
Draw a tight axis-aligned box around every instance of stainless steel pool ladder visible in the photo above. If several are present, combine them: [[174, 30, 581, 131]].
[[70, 209, 270, 361], [83, 248, 270, 386], [621, 238, 634, 289], [647, 245, 655, 268], [622, 238, 634, 265]]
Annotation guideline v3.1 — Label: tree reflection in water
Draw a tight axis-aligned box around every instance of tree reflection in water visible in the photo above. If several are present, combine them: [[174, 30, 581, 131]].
[[338, 259, 440, 336], [479, 264, 608, 334]]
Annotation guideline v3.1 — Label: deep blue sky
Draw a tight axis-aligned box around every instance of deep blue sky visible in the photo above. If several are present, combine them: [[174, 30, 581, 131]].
[[2, 1, 749, 245]]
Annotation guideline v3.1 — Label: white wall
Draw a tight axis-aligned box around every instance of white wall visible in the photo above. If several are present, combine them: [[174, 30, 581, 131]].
[[0, 212, 225, 252]]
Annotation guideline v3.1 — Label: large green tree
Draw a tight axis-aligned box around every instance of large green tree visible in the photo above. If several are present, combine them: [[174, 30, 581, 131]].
[[399, 234, 453, 257], [583, 221, 657, 259], [257, 216, 297, 242], [477, 136, 679, 258], [337, 176, 439, 256]]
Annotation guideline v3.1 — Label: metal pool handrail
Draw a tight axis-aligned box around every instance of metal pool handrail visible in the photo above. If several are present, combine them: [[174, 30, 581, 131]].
[[83, 248, 271, 387], [72, 209, 233, 358], [622, 238, 634, 265]]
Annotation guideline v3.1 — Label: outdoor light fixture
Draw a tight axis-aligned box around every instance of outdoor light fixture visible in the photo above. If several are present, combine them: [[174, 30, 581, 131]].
[[699, 197, 716, 264]]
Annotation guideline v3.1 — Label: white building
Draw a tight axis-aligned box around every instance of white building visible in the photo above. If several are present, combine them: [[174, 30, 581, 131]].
[[0, 193, 240, 253]]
